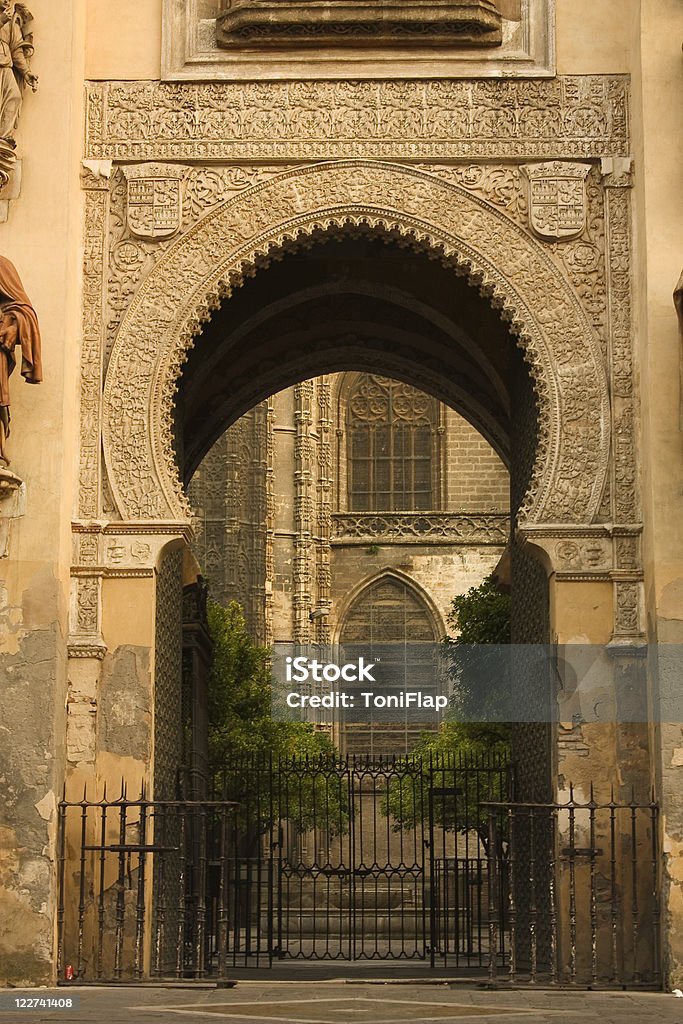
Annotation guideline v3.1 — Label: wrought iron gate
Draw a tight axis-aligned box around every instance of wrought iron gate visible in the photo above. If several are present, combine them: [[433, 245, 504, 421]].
[[212, 753, 511, 967], [57, 766, 661, 985]]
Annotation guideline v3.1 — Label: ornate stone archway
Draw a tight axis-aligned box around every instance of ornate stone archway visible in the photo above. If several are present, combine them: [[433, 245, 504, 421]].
[[101, 161, 610, 529]]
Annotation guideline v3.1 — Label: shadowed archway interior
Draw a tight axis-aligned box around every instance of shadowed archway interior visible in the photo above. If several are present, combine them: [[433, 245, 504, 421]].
[[176, 225, 550, 801], [176, 228, 524, 486]]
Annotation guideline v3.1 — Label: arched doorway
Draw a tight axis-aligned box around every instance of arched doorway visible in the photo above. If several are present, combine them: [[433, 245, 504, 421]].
[[63, 162, 658, 987]]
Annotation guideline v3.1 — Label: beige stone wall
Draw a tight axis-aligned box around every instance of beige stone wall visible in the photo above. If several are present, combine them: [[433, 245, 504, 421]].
[[0, 0, 87, 986], [630, 0, 683, 988], [444, 408, 509, 511], [85, 0, 162, 80]]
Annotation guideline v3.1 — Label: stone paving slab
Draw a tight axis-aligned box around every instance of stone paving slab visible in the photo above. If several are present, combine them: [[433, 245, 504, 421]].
[[0, 984, 681, 1024]]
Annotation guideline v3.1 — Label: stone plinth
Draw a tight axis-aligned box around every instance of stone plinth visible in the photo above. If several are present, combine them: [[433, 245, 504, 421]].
[[216, 0, 503, 49]]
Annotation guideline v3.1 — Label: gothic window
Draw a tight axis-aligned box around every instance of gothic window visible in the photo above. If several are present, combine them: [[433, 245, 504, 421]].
[[347, 375, 439, 512], [340, 576, 441, 758], [341, 577, 437, 645]]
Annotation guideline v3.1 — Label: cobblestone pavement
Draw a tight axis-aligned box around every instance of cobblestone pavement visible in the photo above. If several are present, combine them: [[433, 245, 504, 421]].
[[1, 982, 682, 1024]]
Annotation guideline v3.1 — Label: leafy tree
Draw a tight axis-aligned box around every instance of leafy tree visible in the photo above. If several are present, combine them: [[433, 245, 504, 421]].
[[446, 574, 511, 645], [207, 600, 348, 838], [382, 576, 512, 846], [442, 575, 512, 735]]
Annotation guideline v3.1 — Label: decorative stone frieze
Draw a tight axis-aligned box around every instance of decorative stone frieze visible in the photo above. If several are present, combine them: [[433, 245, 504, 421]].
[[85, 76, 628, 163], [79, 162, 111, 521], [601, 157, 644, 643], [332, 512, 510, 545]]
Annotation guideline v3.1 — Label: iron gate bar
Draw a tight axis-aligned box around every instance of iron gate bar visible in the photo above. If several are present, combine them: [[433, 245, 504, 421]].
[[213, 752, 509, 966], [58, 765, 660, 986]]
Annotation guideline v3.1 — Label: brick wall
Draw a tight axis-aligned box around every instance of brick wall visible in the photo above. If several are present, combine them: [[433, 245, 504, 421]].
[[444, 408, 509, 511]]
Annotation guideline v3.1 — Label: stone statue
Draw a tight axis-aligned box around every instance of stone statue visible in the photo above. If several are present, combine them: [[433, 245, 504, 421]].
[[0, 254, 41, 467], [0, 3, 37, 187], [676, 269, 683, 332]]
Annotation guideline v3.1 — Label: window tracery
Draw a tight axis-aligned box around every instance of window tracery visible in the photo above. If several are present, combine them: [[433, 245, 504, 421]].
[[339, 575, 441, 757], [346, 375, 439, 513]]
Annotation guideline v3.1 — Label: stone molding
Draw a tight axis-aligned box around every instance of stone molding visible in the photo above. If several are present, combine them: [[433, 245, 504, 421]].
[[216, 1, 504, 51], [332, 511, 510, 545], [84, 75, 629, 163], [162, 0, 555, 81], [100, 161, 610, 529]]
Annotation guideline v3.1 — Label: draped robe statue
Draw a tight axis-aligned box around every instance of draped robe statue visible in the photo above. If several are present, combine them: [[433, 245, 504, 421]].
[[0, 254, 42, 466]]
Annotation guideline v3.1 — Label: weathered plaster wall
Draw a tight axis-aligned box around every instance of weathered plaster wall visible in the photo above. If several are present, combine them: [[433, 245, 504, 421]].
[[0, 0, 86, 985]]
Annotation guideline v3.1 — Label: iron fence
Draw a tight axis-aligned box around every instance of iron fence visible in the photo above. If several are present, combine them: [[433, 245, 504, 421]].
[[56, 769, 661, 986], [483, 787, 661, 987]]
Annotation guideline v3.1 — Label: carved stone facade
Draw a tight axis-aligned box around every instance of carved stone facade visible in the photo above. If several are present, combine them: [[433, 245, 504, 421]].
[[71, 72, 642, 665], [1, 0, 682, 993]]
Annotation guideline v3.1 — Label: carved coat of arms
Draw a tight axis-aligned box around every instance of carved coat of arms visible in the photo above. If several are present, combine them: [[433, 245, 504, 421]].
[[121, 164, 188, 242], [522, 162, 591, 242]]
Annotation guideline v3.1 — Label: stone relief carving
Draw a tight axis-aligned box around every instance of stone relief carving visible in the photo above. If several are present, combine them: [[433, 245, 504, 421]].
[[85, 77, 629, 163], [422, 162, 608, 354], [332, 512, 510, 545], [0, 2, 37, 188], [80, 171, 109, 520], [216, 1, 504, 50], [522, 162, 591, 242], [105, 165, 297, 366], [600, 159, 643, 640], [0, 254, 41, 468], [121, 164, 189, 242], [100, 161, 610, 529]]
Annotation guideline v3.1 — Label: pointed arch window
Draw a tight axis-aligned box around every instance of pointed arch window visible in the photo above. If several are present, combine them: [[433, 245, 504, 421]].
[[339, 576, 442, 758], [347, 375, 439, 512]]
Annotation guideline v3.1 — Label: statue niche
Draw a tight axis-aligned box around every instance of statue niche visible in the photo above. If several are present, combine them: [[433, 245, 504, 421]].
[[216, 0, 504, 50]]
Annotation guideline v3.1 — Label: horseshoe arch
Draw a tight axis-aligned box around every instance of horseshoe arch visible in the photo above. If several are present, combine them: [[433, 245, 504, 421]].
[[102, 160, 610, 527]]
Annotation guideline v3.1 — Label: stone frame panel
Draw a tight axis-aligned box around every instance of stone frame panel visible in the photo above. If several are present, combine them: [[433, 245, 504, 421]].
[[162, 0, 556, 82]]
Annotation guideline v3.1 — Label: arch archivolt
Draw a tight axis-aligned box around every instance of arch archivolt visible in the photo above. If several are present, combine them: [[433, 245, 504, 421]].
[[102, 160, 610, 530]]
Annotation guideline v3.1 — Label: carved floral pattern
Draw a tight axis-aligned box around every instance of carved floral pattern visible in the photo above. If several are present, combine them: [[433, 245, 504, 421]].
[[85, 78, 630, 163], [332, 512, 509, 544], [102, 161, 610, 529]]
